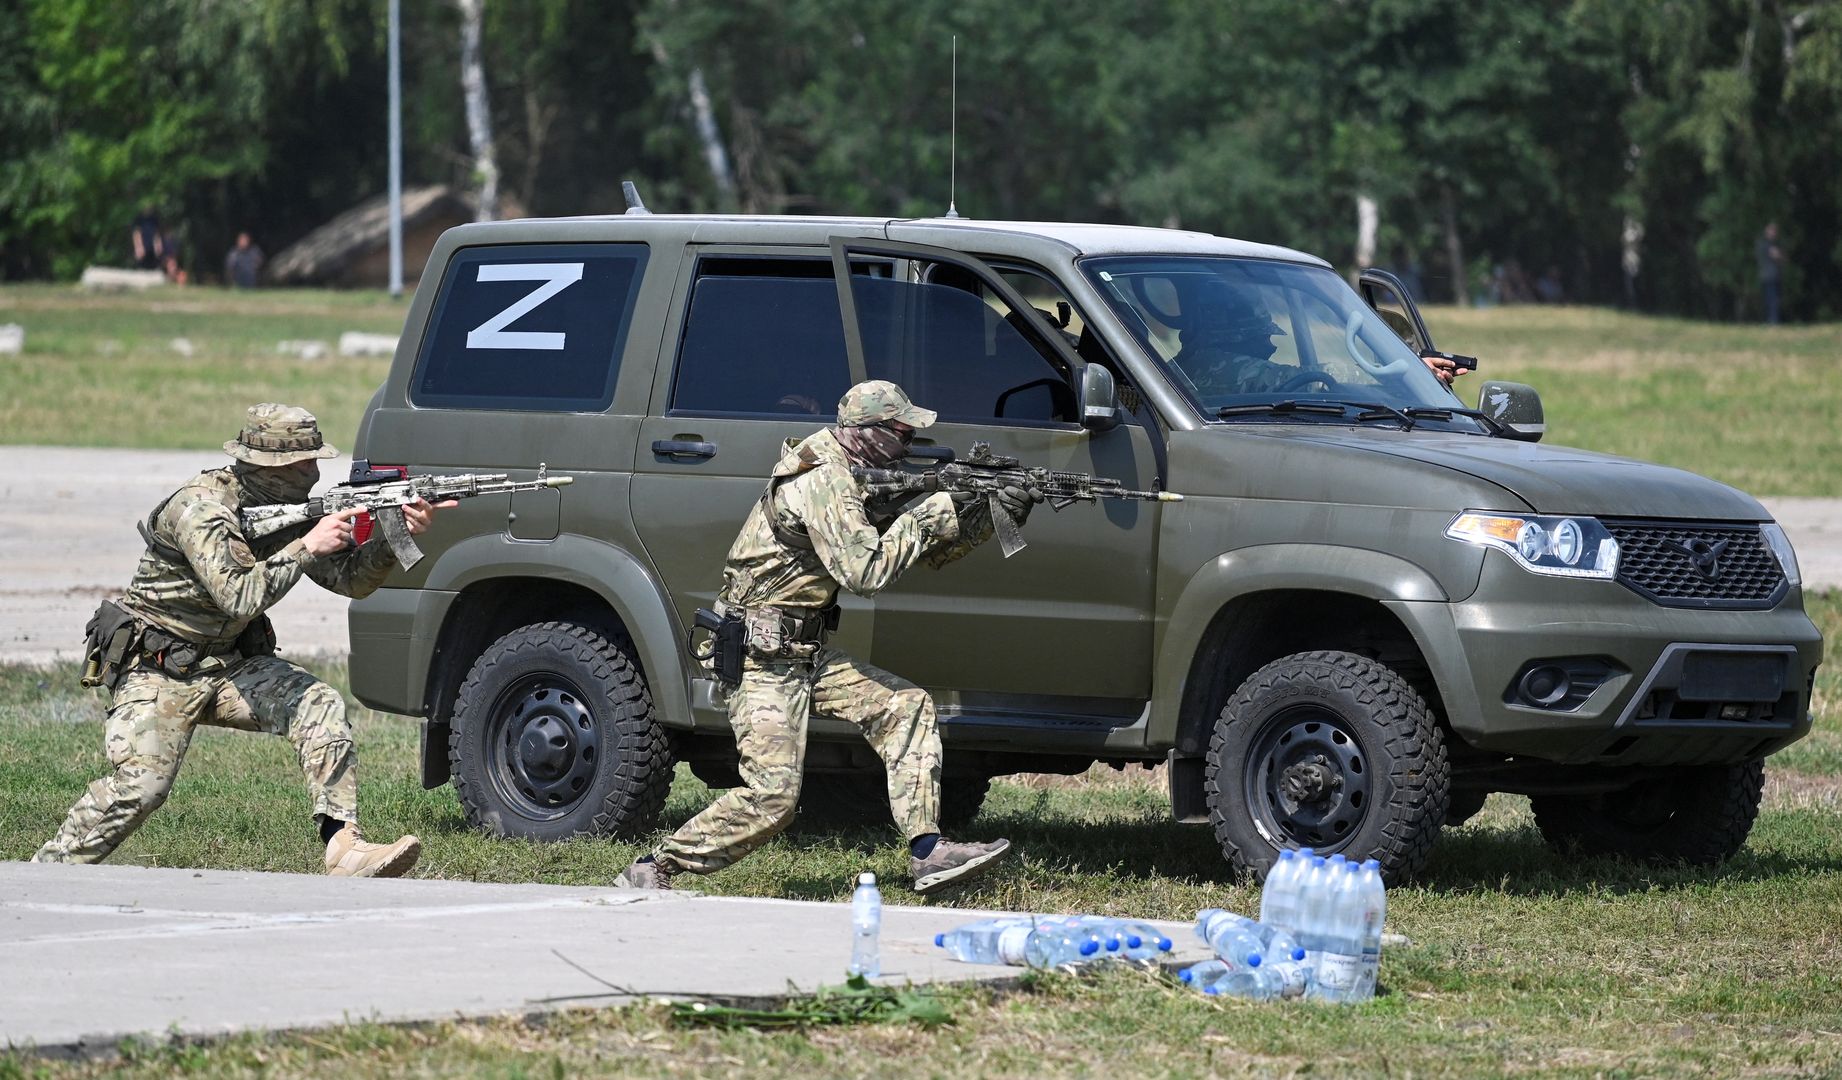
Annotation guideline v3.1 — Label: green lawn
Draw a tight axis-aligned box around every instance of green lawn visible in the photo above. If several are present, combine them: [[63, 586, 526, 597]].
[[2, 594, 1838, 1077], [1428, 304, 1842, 497], [0, 285, 402, 453], [2, 286, 1838, 496]]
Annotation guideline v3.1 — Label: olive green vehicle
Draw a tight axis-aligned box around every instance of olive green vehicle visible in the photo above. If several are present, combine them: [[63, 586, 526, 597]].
[[347, 203, 1822, 881]]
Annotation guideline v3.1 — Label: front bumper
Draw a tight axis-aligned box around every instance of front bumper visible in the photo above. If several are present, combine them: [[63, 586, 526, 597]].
[[1389, 553, 1823, 766]]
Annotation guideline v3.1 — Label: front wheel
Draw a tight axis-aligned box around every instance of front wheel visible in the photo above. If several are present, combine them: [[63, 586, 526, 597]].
[[1205, 650, 1449, 883], [1529, 761, 1764, 865], [449, 621, 672, 841]]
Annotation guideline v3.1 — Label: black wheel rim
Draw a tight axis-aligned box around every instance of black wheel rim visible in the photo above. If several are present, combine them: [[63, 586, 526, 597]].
[[485, 673, 601, 821], [1242, 704, 1373, 851]]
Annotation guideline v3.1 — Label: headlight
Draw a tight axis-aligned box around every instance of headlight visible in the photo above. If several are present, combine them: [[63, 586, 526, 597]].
[[1447, 512, 1620, 579], [1760, 522, 1802, 588]]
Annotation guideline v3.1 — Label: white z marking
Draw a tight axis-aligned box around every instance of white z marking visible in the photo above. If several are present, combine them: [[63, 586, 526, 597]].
[[466, 262, 585, 350]]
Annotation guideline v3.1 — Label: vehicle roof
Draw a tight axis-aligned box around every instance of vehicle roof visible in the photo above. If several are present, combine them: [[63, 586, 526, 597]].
[[508, 213, 1333, 268]]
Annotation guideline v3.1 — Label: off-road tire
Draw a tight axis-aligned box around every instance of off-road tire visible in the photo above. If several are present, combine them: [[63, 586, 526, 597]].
[[449, 621, 671, 841], [1529, 760, 1764, 865], [797, 772, 991, 834], [1205, 650, 1449, 884]]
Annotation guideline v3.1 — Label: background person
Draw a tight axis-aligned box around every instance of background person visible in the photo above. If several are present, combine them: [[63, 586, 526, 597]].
[[33, 404, 448, 877], [225, 231, 264, 289]]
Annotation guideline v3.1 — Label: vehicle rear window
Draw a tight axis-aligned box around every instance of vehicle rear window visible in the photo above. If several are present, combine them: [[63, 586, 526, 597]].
[[412, 243, 647, 411], [668, 269, 853, 418]]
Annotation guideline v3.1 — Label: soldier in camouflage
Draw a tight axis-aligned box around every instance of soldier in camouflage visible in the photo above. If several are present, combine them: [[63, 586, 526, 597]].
[[33, 404, 444, 877], [1171, 277, 1296, 398], [616, 381, 1042, 895]]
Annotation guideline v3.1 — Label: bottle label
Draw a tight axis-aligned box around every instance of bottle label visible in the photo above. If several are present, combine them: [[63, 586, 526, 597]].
[[997, 925, 1033, 966], [1316, 952, 1362, 992]]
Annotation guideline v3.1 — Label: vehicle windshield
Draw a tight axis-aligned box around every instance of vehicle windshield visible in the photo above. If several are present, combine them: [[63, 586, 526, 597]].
[[1082, 256, 1483, 431]]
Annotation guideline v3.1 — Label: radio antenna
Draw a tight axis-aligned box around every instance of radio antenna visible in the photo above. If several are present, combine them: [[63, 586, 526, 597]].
[[944, 35, 960, 219]]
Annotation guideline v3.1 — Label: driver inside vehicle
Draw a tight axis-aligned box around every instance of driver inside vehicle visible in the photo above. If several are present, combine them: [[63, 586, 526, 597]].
[[1170, 277, 1295, 397]]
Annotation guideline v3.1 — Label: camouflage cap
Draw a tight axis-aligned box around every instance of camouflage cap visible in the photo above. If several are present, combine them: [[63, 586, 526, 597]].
[[223, 403, 340, 465], [836, 380, 937, 428]]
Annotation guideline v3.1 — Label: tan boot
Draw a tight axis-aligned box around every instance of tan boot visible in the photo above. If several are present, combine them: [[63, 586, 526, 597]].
[[324, 822, 421, 878]]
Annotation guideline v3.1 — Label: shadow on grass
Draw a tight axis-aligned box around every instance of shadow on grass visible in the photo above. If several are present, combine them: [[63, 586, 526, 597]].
[[1419, 821, 1842, 896]]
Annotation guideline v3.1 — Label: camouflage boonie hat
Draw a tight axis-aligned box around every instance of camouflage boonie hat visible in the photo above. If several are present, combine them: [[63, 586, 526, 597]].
[[223, 403, 340, 465], [836, 380, 937, 428]]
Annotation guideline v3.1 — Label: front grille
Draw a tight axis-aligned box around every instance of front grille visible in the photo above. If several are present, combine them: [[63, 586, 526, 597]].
[[1602, 520, 1786, 608]]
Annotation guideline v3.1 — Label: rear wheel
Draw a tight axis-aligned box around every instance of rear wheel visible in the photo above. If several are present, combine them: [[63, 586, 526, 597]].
[[449, 621, 672, 841], [1530, 761, 1764, 865], [1205, 650, 1449, 883]]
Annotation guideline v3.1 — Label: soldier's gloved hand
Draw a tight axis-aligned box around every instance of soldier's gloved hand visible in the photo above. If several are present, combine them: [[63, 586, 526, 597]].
[[947, 489, 981, 513], [995, 483, 1044, 524]]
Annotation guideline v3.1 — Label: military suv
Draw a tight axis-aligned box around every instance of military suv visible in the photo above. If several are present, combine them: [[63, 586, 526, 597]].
[[347, 206, 1822, 881]]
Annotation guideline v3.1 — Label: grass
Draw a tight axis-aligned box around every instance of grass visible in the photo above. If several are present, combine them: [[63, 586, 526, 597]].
[[0, 285, 402, 453], [2, 593, 1839, 1077], [3, 285, 1840, 495], [1428, 304, 1842, 497]]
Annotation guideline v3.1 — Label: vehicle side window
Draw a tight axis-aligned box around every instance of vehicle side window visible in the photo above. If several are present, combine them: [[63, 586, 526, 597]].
[[669, 262, 852, 418], [412, 243, 646, 411], [850, 266, 1075, 426]]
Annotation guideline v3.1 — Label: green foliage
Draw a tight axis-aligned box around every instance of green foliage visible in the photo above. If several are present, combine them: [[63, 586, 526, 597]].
[[670, 974, 955, 1029], [0, 0, 1839, 320]]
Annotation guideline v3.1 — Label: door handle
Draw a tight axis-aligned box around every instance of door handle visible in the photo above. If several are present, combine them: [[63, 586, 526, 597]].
[[652, 439, 717, 460], [906, 445, 954, 462]]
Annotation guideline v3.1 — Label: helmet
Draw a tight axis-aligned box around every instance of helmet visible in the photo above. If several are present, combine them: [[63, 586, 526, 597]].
[[1183, 277, 1285, 346]]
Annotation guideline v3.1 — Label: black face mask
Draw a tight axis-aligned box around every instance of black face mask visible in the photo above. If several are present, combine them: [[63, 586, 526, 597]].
[[835, 422, 913, 468], [235, 461, 317, 506]]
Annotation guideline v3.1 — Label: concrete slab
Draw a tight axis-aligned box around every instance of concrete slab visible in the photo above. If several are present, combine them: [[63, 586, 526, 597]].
[[0, 863, 1210, 1052]]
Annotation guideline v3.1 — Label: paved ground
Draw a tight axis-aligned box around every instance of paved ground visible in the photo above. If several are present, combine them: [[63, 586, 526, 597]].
[[0, 862, 1209, 1052], [2, 445, 1838, 665]]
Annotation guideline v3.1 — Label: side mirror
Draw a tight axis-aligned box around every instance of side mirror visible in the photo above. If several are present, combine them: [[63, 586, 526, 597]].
[[1478, 380, 1545, 442], [1079, 363, 1122, 432]]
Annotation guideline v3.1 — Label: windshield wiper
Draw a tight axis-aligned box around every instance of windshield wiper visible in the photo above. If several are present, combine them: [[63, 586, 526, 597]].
[[1338, 401, 1416, 431], [1217, 400, 1349, 420], [1404, 406, 1507, 437]]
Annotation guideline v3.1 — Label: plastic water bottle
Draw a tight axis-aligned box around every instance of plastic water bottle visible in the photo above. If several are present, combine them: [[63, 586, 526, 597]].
[[1198, 908, 1304, 964], [1295, 855, 1335, 969], [1114, 919, 1176, 961], [1004, 923, 1106, 970], [1307, 862, 1365, 1003], [934, 917, 1028, 964], [849, 872, 881, 977], [1194, 909, 1265, 968], [1260, 848, 1300, 929], [1353, 859, 1387, 1001], [1179, 957, 1284, 1001]]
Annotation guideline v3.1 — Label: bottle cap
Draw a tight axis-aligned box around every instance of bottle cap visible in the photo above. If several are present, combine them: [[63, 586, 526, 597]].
[[1125, 934, 1143, 949], [1180, 968, 1195, 983], [1203, 985, 1220, 995], [1276, 849, 1294, 861], [1248, 953, 1262, 967], [1103, 936, 1120, 951], [1361, 859, 1380, 871], [1079, 940, 1099, 956], [1291, 947, 1306, 961], [1156, 936, 1173, 951], [1328, 853, 1347, 865], [1297, 847, 1315, 858], [935, 933, 945, 947], [858, 872, 876, 885]]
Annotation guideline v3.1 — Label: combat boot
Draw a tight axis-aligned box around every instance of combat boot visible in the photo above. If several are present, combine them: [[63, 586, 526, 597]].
[[324, 823, 421, 878], [614, 855, 674, 890], [911, 837, 1011, 895]]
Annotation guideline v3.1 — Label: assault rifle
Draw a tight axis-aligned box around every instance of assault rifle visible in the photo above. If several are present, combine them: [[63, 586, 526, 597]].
[[241, 461, 574, 570], [852, 442, 1183, 558]]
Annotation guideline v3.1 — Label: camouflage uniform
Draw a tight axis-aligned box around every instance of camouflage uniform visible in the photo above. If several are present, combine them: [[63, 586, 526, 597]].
[[1172, 281, 1293, 397], [655, 390, 994, 876], [34, 405, 397, 865]]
